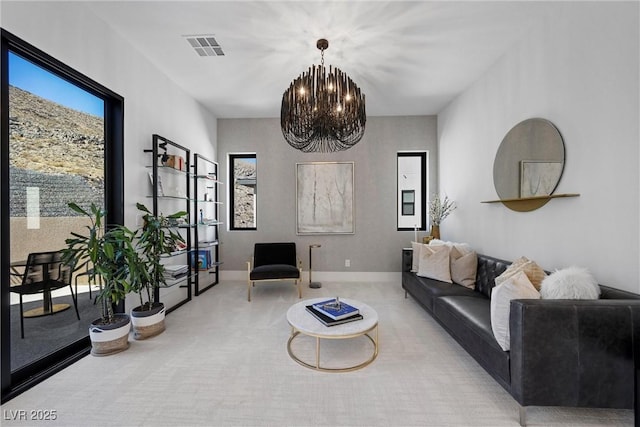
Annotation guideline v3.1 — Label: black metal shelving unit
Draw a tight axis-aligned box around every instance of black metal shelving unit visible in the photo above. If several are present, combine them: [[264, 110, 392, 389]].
[[144, 134, 193, 312], [193, 153, 222, 295]]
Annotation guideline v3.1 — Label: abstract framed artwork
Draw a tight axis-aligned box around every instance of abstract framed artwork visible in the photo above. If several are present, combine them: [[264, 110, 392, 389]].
[[296, 161, 354, 235], [520, 160, 563, 197]]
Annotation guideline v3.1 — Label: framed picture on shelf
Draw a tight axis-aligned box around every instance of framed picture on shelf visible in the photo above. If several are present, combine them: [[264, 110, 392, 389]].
[[148, 172, 165, 196], [296, 161, 354, 235], [520, 160, 563, 197]]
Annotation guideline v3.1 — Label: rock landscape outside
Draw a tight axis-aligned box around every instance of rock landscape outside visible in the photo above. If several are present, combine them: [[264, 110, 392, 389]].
[[9, 85, 104, 217]]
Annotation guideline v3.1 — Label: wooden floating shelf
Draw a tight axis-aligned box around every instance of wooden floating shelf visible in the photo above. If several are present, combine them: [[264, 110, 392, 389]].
[[481, 193, 580, 204], [481, 193, 580, 212]]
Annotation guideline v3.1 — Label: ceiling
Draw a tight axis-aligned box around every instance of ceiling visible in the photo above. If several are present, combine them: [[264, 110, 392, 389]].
[[85, 1, 553, 119]]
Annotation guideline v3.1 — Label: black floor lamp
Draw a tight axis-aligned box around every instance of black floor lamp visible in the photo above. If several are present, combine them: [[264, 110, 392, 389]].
[[309, 244, 321, 288]]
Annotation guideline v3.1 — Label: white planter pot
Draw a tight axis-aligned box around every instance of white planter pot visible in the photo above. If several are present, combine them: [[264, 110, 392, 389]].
[[89, 314, 131, 356], [131, 302, 165, 340]]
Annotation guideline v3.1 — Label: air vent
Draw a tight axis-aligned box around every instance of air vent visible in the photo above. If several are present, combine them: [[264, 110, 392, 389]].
[[184, 35, 225, 57]]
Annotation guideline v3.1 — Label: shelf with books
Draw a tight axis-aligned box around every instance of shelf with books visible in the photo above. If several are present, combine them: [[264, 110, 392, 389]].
[[144, 134, 194, 311], [161, 249, 189, 258], [161, 274, 191, 288], [197, 240, 219, 248], [193, 153, 222, 296]]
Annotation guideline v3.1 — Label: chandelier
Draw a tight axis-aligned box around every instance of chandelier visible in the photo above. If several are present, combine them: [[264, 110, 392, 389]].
[[281, 39, 366, 152]]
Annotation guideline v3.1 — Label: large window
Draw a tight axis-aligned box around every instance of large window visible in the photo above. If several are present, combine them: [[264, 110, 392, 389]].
[[228, 153, 257, 230], [1, 30, 124, 401]]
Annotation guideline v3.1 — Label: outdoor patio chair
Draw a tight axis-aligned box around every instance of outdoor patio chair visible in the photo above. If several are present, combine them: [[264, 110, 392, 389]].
[[10, 251, 80, 338]]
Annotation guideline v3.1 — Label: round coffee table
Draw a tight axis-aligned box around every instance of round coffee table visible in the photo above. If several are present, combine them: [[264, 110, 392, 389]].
[[286, 297, 378, 372]]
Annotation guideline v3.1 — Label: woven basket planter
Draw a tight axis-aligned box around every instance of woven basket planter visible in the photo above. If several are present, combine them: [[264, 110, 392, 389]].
[[131, 302, 166, 340], [89, 314, 131, 356]]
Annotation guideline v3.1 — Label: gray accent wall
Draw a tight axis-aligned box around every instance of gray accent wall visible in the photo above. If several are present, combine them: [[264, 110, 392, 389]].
[[217, 116, 437, 273]]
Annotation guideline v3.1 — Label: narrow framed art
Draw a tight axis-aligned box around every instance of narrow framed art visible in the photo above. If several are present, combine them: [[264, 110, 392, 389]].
[[520, 160, 563, 197], [296, 162, 354, 235]]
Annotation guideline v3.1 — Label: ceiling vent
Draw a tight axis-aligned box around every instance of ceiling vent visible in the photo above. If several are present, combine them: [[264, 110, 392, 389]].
[[184, 35, 225, 57]]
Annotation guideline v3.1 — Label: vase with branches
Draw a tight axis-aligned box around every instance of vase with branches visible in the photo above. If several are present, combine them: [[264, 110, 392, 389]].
[[428, 194, 456, 239]]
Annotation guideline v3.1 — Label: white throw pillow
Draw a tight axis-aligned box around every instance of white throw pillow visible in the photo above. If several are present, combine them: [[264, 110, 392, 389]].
[[429, 239, 473, 254], [410, 241, 424, 272], [417, 244, 452, 283], [540, 266, 600, 300], [450, 246, 477, 289], [490, 270, 540, 351], [495, 256, 547, 291]]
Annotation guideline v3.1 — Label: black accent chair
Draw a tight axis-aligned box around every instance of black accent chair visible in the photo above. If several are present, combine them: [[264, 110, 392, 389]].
[[246, 242, 302, 302], [10, 251, 80, 338]]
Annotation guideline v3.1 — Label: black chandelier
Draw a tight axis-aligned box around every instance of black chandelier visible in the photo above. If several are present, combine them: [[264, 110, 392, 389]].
[[280, 39, 366, 152]]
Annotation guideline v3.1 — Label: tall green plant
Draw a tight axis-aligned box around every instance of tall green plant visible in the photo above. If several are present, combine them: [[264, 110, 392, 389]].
[[131, 203, 186, 311], [62, 203, 136, 325]]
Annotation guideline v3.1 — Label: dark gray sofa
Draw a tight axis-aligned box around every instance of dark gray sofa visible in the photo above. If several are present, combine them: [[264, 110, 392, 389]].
[[402, 252, 640, 425]]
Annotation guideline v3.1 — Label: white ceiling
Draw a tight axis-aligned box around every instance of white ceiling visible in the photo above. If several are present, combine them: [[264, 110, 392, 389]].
[[85, 1, 553, 119]]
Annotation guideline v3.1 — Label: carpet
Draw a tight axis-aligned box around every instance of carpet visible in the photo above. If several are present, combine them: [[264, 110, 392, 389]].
[[1, 280, 633, 426]]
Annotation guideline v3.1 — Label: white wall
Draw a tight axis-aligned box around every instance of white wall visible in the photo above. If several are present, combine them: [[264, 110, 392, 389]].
[[438, 2, 639, 292], [3, 2, 218, 224], [3, 1, 219, 306]]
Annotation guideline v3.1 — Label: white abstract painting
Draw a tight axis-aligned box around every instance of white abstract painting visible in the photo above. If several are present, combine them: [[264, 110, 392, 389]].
[[296, 162, 354, 234], [520, 161, 563, 197]]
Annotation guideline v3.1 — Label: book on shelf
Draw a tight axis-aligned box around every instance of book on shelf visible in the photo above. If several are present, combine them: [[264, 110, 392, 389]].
[[163, 264, 188, 278], [191, 250, 212, 270], [305, 305, 363, 327], [312, 298, 359, 320]]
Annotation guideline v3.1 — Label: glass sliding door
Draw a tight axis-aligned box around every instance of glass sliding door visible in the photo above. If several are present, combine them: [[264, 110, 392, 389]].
[[1, 30, 124, 401], [8, 50, 105, 371]]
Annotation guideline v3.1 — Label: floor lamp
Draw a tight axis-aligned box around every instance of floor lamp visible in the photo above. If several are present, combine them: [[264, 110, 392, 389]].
[[309, 244, 321, 288]]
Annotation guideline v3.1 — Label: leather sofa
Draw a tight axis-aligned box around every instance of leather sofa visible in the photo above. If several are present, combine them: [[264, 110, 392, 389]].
[[402, 252, 640, 425]]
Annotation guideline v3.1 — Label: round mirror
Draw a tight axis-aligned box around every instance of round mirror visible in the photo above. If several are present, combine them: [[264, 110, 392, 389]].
[[493, 118, 565, 212]]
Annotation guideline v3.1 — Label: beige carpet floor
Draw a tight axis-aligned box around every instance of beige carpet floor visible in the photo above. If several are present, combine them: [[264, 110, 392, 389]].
[[1, 280, 633, 426]]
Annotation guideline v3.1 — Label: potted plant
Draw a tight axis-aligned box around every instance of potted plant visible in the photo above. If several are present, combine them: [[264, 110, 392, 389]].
[[128, 203, 186, 340], [428, 194, 456, 239], [62, 202, 137, 356]]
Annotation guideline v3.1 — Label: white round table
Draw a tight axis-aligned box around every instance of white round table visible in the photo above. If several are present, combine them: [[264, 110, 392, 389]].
[[286, 297, 379, 372]]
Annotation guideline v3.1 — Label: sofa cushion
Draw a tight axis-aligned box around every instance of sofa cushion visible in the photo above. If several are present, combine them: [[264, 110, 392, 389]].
[[475, 255, 511, 298], [495, 256, 546, 291], [600, 285, 640, 300], [491, 271, 540, 351], [410, 241, 423, 272], [450, 247, 478, 289], [434, 296, 511, 387], [417, 244, 452, 283], [540, 266, 600, 300], [402, 272, 482, 313], [250, 264, 300, 280]]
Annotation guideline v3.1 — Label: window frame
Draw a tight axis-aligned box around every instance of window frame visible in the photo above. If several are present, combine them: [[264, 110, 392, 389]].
[[397, 151, 427, 231], [228, 153, 257, 231], [1, 29, 124, 402], [401, 190, 416, 216]]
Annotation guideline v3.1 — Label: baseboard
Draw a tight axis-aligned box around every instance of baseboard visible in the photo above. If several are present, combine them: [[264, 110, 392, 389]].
[[221, 270, 400, 282]]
